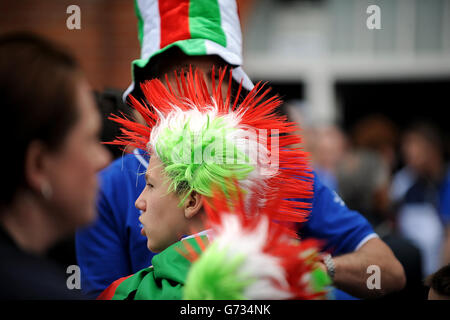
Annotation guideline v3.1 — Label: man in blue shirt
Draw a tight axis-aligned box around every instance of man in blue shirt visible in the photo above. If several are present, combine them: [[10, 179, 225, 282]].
[[391, 123, 450, 276], [76, 0, 405, 299]]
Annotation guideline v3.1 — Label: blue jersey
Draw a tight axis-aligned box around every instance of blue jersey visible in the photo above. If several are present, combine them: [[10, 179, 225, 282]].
[[76, 150, 376, 299], [438, 168, 450, 225], [391, 166, 450, 225]]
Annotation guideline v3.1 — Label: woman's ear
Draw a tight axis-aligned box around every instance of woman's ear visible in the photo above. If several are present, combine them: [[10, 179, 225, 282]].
[[25, 140, 48, 193], [184, 191, 203, 219]]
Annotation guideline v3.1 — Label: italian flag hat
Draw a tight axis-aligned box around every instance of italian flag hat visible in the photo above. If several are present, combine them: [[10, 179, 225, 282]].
[[123, 0, 254, 101]]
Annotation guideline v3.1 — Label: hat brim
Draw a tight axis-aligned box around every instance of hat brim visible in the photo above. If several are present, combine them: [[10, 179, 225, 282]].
[[122, 39, 253, 102]]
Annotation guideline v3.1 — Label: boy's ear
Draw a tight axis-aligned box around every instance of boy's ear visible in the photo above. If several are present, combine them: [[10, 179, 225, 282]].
[[184, 191, 203, 219]]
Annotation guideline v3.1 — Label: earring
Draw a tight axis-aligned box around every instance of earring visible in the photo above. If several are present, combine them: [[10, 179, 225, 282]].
[[40, 181, 53, 200]]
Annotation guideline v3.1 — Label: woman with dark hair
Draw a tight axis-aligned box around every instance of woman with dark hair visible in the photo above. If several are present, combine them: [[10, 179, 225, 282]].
[[0, 33, 110, 299]]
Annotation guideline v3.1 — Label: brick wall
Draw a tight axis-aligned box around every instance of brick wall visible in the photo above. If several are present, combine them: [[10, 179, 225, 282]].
[[0, 0, 253, 92], [0, 0, 140, 92]]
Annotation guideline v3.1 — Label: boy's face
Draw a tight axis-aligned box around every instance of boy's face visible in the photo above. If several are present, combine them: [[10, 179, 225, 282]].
[[135, 156, 188, 252]]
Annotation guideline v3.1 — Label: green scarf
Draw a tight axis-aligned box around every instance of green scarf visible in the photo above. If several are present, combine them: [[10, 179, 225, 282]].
[[98, 236, 207, 300]]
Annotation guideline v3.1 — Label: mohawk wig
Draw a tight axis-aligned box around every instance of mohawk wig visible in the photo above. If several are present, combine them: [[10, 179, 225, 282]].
[[109, 67, 314, 225]]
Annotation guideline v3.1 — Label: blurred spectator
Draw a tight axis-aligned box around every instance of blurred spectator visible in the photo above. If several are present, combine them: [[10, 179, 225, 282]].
[[0, 33, 110, 299], [46, 89, 129, 273], [425, 264, 450, 300], [351, 114, 399, 173], [308, 125, 348, 191], [336, 150, 425, 299], [285, 102, 348, 191], [336, 150, 391, 229], [391, 122, 450, 277]]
